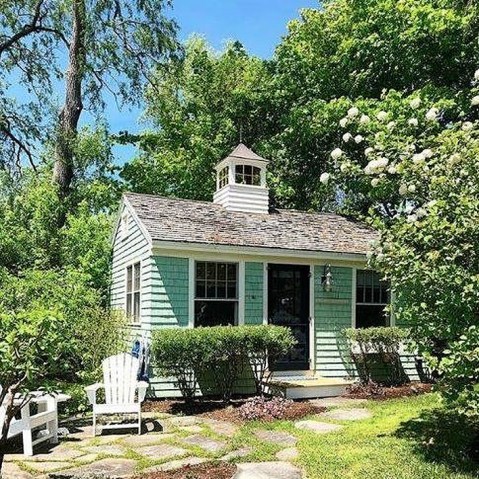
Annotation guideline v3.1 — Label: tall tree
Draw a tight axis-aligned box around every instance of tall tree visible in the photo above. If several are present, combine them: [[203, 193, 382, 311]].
[[0, 0, 180, 199]]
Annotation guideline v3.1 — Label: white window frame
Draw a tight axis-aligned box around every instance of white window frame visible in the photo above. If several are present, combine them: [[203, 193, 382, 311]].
[[125, 260, 141, 324]]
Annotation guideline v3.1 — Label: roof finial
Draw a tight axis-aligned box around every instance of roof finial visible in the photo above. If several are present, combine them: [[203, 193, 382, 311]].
[[239, 122, 243, 144]]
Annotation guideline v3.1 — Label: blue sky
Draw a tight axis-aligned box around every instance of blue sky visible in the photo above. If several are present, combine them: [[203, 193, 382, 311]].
[[108, 0, 318, 162]]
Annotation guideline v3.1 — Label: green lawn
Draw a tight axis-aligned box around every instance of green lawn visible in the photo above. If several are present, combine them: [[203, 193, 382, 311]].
[[232, 394, 479, 479]]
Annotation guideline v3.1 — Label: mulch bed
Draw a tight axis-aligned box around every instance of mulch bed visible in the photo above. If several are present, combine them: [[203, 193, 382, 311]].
[[143, 398, 325, 424], [344, 381, 433, 400], [136, 462, 235, 479]]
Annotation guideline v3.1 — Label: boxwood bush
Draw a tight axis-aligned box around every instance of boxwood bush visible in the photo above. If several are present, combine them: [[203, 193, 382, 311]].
[[152, 325, 295, 402], [344, 326, 410, 386]]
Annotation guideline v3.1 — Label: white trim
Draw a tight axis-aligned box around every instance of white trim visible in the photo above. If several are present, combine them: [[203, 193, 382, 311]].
[[263, 262, 268, 325], [152, 241, 367, 266], [188, 258, 195, 328], [351, 267, 357, 328], [309, 264, 315, 372], [122, 195, 153, 246], [238, 260, 245, 325]]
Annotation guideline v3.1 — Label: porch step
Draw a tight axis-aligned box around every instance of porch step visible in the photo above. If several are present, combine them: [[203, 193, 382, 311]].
[[268, 377, 355, 400]]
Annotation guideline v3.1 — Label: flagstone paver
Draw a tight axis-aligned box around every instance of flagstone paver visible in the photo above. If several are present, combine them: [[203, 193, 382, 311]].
[[179, 424, 204, 433], [137, 443, 189, 460], [322, 408, 372, 421], [1, 461, 36, 479], [254, 429, 297, 447], [143, 456, 207, 473], [221, 447, 253, 461], [50, 458, 137, 479], [202, 418, 238, 437], [6, 446, 84, 463], [182, 434, 227, 453], [309, 397, 367, 408], [120, 433, 175, 447], [72, 453, 99, 464], [26, 461, 73, 473], [167, 415, 198, 427], [83, 444, 127, 456], [295, 420, 343, 434], [275, 447, 299, 461], [233, 461, 303, 479]]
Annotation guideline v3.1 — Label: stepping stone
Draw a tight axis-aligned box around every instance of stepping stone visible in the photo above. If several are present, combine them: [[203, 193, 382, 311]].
[[1, 462, 35, 479], [27, 461, 72, 473], [83, 444, 126, 456], [233, 461, 303, 479], [182, 434, 226, 453], [16, 446, 84, 462], [179, 424, 204, 433], [143, 456, 207, 472], [309, 397, 367, 408], [295, 420, 343, 434], [201, 418, 238, 437], [322, 408, 372, 421], [138, 444, 189, 459], [50, 458, 137, 478], [167, 416, 198, 427], [254, 430, 297, 447], [73, 453, 99, 464], [275, 447, 299, 461], [221, 447, 253, 461], [121, 433, 175, 447]]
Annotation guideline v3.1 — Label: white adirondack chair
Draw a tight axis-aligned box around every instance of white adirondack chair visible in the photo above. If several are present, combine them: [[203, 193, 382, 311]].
[[1, 389, 61, 456], [85, 353, 148, 436]]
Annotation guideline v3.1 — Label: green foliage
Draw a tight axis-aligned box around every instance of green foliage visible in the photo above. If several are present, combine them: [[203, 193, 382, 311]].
[[344, 327, 410, 386], [122, 37, 277, 201], [152, 325, 295, 402]]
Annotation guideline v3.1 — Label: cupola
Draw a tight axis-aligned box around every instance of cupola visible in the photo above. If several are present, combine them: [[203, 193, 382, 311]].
[[213, 143, 270, 214]]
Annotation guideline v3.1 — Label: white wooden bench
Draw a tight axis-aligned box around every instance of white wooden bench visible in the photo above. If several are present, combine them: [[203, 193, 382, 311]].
[[85, 353, 149, 436], [2, 391, 68, 456]]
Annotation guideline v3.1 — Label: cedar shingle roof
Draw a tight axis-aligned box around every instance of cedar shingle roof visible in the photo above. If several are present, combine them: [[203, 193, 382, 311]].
[[226, 143, 269, 162], [124, 192, 378, 256]]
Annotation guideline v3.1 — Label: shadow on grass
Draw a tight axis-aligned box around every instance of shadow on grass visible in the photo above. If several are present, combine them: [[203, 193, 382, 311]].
[[395, 407, 479, 475]]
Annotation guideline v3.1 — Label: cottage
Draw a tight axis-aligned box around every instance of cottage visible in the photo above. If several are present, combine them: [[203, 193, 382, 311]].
[[111, 144, 414, 398]]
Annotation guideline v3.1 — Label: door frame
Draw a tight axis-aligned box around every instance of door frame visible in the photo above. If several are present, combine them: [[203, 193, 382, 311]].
[[263, 259, 316, 376]]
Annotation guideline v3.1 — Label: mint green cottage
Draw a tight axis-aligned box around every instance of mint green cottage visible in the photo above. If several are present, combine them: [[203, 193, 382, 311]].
[[111, 144, 409, 398]]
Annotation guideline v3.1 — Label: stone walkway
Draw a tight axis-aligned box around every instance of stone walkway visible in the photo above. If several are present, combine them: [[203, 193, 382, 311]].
[[3, 399, 372, 479]]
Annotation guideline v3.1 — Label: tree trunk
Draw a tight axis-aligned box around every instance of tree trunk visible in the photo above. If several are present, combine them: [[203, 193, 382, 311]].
[[52, 0, 85, 204]]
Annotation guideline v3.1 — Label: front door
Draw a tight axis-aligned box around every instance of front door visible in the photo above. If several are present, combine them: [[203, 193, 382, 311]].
[[268, 264, 310, 371]]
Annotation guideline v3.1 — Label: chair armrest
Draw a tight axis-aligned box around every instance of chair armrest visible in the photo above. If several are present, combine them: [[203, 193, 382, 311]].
[[85, 383, 104, 405], [136, 381, 149, 403]]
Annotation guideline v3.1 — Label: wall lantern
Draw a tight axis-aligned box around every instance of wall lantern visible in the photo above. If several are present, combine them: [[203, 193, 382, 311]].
[[321, 264, 333, 292]]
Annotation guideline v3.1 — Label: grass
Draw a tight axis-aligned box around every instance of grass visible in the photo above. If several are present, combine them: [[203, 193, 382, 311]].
[[232, 394, 479, 479]]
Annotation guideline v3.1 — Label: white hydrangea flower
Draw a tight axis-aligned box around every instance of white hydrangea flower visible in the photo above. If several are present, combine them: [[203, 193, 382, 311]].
[[408, 184, 416, 193], [410, 98, 421, 109], [331, 148, 343, 160], [462, 121, 474, 131], [387, 121, 396, 130], [364, 157, 388, 175], [416, 207, 427, 219], [425, 107, 439, 121], [376, 111, 388, 121], [399, 184, 408, 196], [365, 147, 374, 156], [342, 132, 353, 142], [412, 153, 425, 164], [422, 148, 433, 158], [359, 114, 370, 124], [354, 134, 364, 143], [448, 153, 461, 164], [407, 214, 418, 223], [371, 178, 380, 187], [471, 96, 479, 106], [475, 69, 479, 81], [320, 172, 330, 184], [408, 118, 418, 127], [339, 117, 348, 128], [387, 165, 397, 174], [340, 162, 350, 173], [347, 106, 359, 118]]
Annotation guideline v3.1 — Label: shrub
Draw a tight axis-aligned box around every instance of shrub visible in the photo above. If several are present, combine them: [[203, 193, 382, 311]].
[[152, 325, 295, 402], [237, 396, 292, 421], [344, 326, 410, 386]]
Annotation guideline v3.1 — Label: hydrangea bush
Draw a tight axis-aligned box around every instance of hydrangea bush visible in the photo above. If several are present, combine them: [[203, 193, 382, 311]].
[[321, 72, 479, 415]]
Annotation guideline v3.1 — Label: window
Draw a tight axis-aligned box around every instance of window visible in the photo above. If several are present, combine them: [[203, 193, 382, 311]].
[[235, 165, 261, 185], [195, 261, 238, 327], [218, 166, 229, 189], [356, 270, 390, 328], [126, 262, 141, 322]]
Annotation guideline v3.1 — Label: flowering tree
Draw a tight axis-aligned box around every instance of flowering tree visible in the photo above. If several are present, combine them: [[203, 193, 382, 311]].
[[321, 72, 479, 415]]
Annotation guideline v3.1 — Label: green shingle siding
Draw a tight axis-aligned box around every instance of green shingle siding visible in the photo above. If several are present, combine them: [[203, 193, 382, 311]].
[[244, 262, 264, 325], [314, 266, 355, 378]]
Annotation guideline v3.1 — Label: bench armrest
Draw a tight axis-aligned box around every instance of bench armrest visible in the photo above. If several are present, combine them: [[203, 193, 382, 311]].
[[137, 381, 149, 403], [85, 383, 104, 405]]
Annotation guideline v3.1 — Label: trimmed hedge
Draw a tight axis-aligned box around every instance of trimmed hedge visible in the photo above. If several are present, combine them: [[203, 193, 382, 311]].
[[344, 326, 410, 386], [152, 325, 295, 402]]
